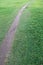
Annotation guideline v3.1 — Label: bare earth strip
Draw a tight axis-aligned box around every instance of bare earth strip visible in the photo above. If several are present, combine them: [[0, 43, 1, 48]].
[[0, 3, 29, 65]]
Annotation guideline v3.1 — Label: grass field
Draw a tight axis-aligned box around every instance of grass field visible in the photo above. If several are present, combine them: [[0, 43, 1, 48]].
[[6, 0, 43, 65], [0, 0, 28, 45]]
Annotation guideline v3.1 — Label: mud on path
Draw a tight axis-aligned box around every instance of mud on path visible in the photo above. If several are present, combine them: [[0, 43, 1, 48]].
[[0, 3, 29, 65]]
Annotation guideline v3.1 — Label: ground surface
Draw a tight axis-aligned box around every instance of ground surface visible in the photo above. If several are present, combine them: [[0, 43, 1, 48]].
[[0, 0, 43, 65]]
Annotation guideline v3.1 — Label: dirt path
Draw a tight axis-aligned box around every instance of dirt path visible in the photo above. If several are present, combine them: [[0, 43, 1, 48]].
[[0, 3, 29, 65]]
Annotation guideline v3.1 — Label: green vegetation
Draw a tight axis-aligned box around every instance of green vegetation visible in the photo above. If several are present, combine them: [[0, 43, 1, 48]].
[[6, 0, 43, 65], [0, 0, 28, 45]]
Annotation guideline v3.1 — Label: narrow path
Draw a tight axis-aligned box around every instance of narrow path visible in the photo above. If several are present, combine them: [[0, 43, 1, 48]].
[[0, 3, 29, 65]]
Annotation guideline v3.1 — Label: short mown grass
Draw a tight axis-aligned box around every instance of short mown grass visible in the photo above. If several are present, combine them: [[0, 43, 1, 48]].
[[6, 0, 43, 65], [0, 0, 28, 45]]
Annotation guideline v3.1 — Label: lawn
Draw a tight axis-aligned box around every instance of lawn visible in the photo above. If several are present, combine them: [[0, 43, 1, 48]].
[[0, 0, 28, 45], [6, 0, 43, 65]]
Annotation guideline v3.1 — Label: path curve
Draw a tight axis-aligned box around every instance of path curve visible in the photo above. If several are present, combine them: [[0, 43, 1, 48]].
[[0, 3, 29, 65]]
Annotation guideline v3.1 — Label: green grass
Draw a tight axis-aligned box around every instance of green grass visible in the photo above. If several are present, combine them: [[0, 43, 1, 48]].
[[6, 0, 43, 65], [0, 0, 28, 45]]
